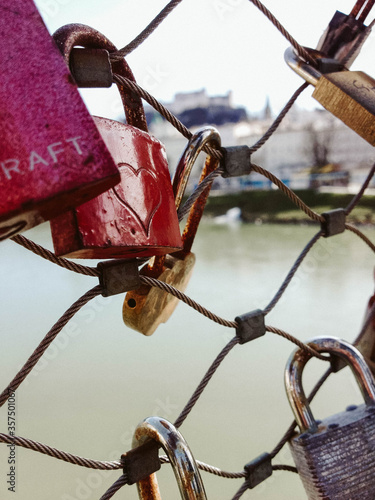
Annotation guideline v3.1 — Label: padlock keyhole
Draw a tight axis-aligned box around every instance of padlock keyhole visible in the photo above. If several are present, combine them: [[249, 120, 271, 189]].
[[127, 298, 137, 308]]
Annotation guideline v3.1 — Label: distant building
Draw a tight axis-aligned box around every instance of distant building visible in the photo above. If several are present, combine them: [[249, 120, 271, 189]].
[[145, 88, 247, 129], [168, 88, 232, 115], [145, 89, 375, 193]]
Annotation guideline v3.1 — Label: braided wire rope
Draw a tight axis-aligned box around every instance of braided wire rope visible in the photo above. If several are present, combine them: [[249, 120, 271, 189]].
[[140, 275, 237, 328], [345, 223, 375, 252], [99, 475, 129, 500], [264, 231, 324, 314], [0, 433, 121, 470], [345, 161, 375, 215], [248, 82, 309, 154], [11, 234, 99, 277], [0, 286, 102, 408], [247, 0, 316, 65], [174, 337, 239, 428], [160, 455, 247, 479], [110, 0, 183, 59], [229, 368, 333, 499]]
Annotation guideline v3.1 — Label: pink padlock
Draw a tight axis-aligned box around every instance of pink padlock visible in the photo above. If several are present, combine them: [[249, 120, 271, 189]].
[[0, 0, 120, 241]]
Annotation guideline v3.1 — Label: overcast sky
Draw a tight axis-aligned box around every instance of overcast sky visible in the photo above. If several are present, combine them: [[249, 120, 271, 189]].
[[34, 0, 375, 118]]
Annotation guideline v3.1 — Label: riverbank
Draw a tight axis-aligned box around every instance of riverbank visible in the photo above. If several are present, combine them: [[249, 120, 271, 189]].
[[205, 189, 375, 225]]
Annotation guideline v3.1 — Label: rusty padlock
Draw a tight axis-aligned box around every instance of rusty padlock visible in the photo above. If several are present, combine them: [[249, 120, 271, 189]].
[[50, 25, 182, 259], [285, 46, 375, 146], [132, 416, 206, 499], [123, 127, 221, 335], [0, 2, 120, 241], [285, 336, 375, 499]]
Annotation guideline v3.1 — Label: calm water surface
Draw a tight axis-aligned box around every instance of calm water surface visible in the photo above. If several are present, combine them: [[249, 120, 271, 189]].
[[0, 220, 374, 499]]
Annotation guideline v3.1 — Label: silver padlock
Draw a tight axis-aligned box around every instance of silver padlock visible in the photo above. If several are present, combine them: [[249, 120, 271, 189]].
[[285, 336, 375, 500], [132, 416, 207, 500]]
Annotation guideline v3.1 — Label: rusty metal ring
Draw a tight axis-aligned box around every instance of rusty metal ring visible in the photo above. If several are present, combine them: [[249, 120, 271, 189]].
[[133, 416, 207, 499]]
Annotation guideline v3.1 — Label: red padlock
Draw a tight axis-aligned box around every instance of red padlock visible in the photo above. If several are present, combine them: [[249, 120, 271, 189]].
[[0, 1, 120, 241], [50, 25, 182, 259]]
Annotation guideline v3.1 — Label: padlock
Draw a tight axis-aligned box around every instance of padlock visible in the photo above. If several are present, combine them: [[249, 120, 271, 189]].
[[285, 46, 375, 146], [50, 25, 182, 259], [0, 2, 120, 241], [285, 336, 375, 499], [123, 127, 221, 335], [131, 416, 207, 499]]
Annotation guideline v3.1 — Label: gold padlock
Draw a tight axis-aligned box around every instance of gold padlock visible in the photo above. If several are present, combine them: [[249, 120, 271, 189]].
[[285, 46, 375, 145], [123, 127, 221, 335]]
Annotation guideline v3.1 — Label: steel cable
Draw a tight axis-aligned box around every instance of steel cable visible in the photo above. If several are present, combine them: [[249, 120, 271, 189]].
[[0, 433, 121, 470], [247, 0, 316, 65], [345, 223, 375, 253], [11, 235, 99, 277], [0, 286, 102, 408], [140, 275, 237, 328], [174, 337, 239, 428], [264, 231, 323, 314], [249, 82, 309, 154], [99, 474, 129, 500], [110, 0, 184, 60]]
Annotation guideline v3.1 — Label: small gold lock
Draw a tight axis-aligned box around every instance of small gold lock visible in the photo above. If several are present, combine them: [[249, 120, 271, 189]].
[[285, 46, 375, 146], [123, 127, 221, 336]]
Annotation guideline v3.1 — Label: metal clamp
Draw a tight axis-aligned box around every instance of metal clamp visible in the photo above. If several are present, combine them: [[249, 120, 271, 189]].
[[69, 48, 112, 87], [97, 259, 140, 296], [321, 208, 346, 237], [122, 440, 161, 485], [244, 452, 273, 489], [221, 146, 252, 178], [133, 416, 207, 499], [235, 309, 266, 344]]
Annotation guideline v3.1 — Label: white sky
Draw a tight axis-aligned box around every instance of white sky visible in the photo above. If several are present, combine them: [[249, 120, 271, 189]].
[[35, 0, 375, 118]]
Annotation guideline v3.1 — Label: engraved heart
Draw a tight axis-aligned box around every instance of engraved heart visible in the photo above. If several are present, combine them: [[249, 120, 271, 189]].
[[112, 164, 162, 236]]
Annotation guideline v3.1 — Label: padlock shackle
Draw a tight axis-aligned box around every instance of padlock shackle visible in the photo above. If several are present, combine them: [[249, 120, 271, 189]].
[[285, 336, 375, 433], [172, 127, 221, 209], [133, 416, 207, 500], [146, 127, 221, 274], [53, 24, 148, 132], [284, 46, 320, 86]]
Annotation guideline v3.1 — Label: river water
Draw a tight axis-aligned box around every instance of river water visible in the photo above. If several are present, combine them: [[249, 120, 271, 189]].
[[0, 220, 374, 499]]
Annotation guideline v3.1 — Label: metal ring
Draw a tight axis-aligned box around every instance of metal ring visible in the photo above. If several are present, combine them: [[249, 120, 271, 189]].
[[172, 127, 221, 210], [133, 416, 207, 500]]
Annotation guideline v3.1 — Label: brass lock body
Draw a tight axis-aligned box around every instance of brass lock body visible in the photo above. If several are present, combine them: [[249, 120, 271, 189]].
[[123, 127, 221, 335], [124, 252, 196, 335], [285, 46, 375, 146], [285, 336, 375, 499]]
